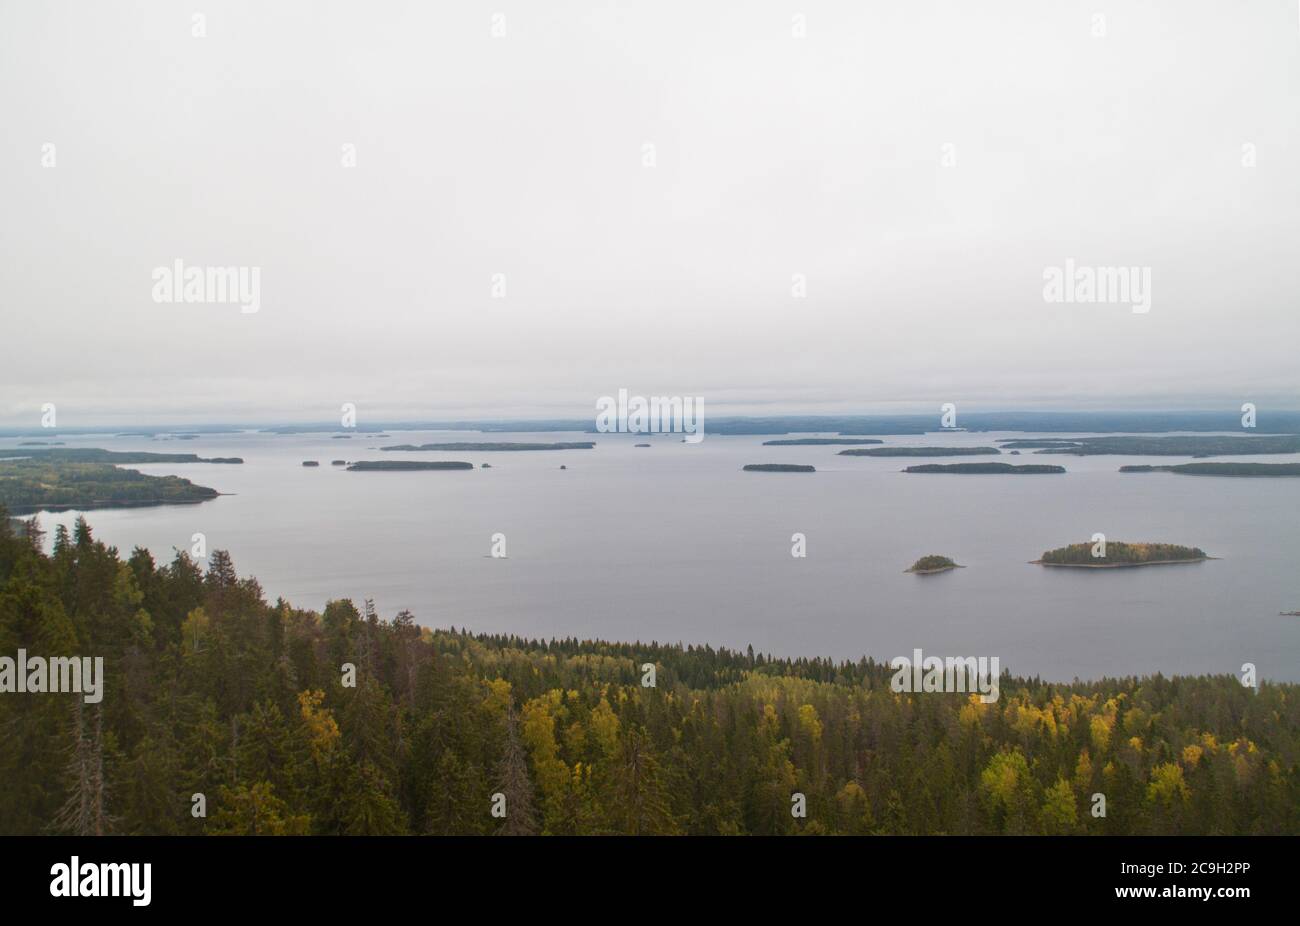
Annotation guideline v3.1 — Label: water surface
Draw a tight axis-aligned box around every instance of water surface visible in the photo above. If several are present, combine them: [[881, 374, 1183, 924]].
[[28, 429, 1300, 683]]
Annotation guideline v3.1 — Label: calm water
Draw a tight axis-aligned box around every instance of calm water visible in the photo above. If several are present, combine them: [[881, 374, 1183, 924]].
[[28, 429, 1300, 683]]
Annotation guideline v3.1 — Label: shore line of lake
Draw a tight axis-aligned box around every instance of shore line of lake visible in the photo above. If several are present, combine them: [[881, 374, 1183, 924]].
[[1029, 557, 1214, 568]]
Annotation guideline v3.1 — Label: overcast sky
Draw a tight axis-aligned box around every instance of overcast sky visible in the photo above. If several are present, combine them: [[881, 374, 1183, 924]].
[[1, 1, 1297, 427]]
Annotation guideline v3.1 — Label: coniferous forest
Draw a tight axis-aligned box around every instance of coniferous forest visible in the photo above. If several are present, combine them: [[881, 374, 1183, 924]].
[[1, 506, 1296, 837]]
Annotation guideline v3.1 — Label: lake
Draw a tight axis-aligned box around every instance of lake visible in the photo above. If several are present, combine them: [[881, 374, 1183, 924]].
[[28, 428, 1300, 683]]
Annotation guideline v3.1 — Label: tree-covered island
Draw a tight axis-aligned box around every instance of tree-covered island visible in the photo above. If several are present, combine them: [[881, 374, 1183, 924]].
[[905, 463, 1065, 474], [905, 555, 963, 574], [1035, 542, 1210, 567], [347, 461, 475, 471], [0, 447, 242, 464], [762, 438, 884, 446], [839, 447, 1001, 457]]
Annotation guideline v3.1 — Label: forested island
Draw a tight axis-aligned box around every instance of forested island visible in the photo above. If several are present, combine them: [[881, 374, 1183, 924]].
[[0, 460, 219, 513], [996, 440, 1081, 449], [0, 447, 243, 464], [0, 509, 1294, 836], [999, 435, 1300, 457], [905, 555, 962, 574], [762, 438, 884, 446], [347, 461, 474, 471], [839, 447, 1001, 457], [1035, 542, 1209, 567], [382, 442, 595, 452], [1120, 463, 1300, 477], [905, 463, 1065, 474], [743, 464, 815, 472]]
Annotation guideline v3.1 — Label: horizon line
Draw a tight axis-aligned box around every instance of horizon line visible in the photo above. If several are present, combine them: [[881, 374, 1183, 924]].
[[2, 407, 1299, 436]]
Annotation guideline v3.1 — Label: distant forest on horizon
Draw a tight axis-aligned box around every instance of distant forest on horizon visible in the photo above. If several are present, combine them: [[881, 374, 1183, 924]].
[[3, 407, 1300, 437]]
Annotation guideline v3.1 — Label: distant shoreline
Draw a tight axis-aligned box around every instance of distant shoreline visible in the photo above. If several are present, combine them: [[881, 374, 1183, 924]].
[[381, 442, 595, 452], [1121, 462, 1300, 477], [6, 410, 1300, 438], [7, 496, 223, 515]]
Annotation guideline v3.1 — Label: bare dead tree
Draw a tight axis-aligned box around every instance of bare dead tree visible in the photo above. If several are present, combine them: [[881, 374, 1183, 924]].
[[55, 699, 109, 836], [494, 706, 538, 836]]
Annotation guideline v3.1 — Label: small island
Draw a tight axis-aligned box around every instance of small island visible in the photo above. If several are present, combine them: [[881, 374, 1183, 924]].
[[743, 464, 815, 473], [839, 447, 1001, 457], [381, 442, 595, 452], [302, 461, 320, 467], [905, 463, 1065, 474], [1034, 541, 1210, 568], [331, 460, 347, 466], [635, 443, 651, 448], [346, 461, 474, 471], [762, 438, 884, 446], [905, 555, 963, 574], [1120, 463, 1300, 477]]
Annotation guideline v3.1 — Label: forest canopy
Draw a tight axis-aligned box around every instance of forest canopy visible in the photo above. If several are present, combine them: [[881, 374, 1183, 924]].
[[0, 507, 1292, 836]]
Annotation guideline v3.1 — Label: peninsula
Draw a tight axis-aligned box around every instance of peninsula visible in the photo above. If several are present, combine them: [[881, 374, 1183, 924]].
[[0, 460, 219, 513]]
